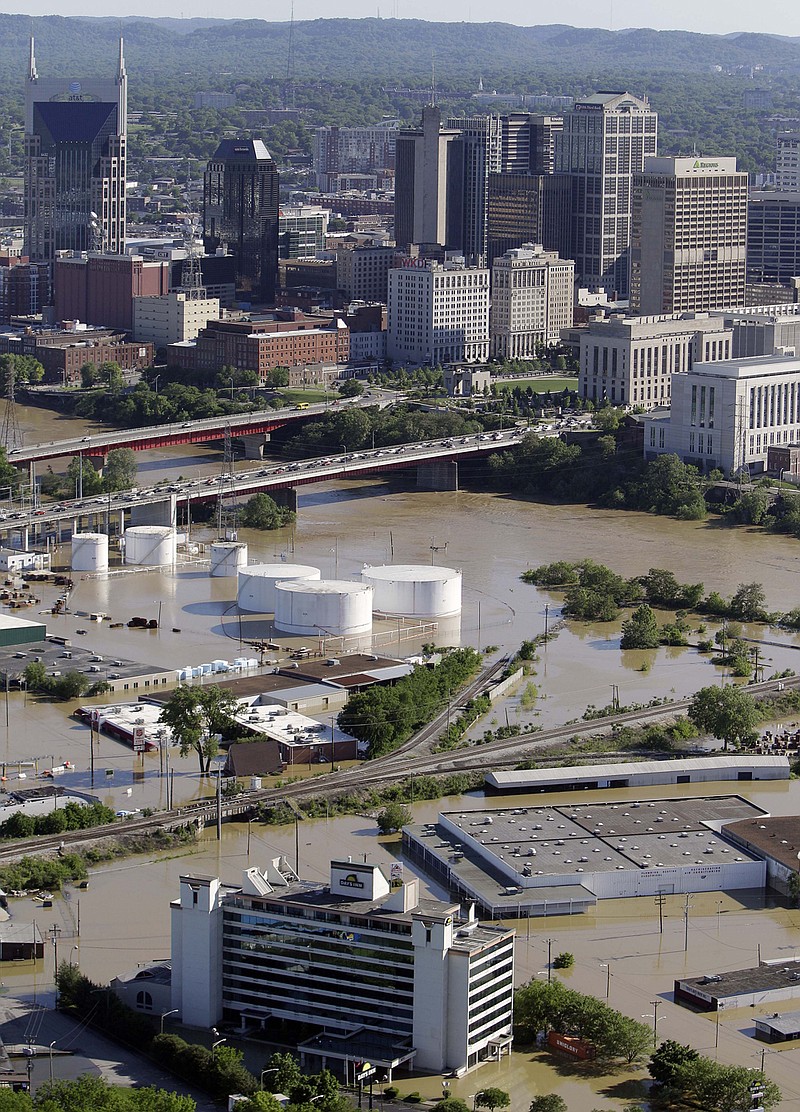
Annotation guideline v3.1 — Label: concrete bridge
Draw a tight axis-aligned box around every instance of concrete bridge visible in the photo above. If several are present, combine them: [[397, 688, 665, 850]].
[[9, 394, 390, 468], [0, 429, 527, 547]]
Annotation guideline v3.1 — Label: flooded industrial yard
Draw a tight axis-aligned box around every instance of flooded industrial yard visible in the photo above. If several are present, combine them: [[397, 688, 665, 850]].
[[5, 404, 800, 1106]]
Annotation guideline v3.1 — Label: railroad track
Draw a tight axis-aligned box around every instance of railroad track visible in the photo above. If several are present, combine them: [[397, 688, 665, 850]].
[[0, 672, 795, 868]]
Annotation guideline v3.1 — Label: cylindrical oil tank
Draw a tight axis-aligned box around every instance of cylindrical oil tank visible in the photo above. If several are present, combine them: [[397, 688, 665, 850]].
[[210, 541, 249, 578], [274, 579, 373, 636], [361, 564, 462, 617], [236, 563, 321, 613], [71, 532, 109, 573], [123, 525, 176, 566]]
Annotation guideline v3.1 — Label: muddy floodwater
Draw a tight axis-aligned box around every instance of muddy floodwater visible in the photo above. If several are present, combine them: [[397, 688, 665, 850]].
[[4, 405, 800, 1106]]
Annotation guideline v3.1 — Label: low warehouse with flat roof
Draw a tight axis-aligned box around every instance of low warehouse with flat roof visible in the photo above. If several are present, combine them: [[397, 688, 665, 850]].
[[0, 613, 46, 648], [676, 960, 800, 1012], [403, 795, 766, 918]]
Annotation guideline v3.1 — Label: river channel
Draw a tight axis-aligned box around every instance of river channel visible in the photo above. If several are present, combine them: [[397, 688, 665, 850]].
[[4, 404, 800, 1108]]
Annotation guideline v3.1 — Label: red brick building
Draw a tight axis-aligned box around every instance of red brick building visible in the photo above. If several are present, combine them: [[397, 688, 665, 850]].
[[0, 257, 50, 324], [0, 327, 154, 384], [54, 253, 170, 333], [168, 309, 349, 379]]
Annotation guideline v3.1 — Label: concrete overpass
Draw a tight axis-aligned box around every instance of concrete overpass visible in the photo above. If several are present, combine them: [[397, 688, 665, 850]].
[[0, 428, 527, 546]]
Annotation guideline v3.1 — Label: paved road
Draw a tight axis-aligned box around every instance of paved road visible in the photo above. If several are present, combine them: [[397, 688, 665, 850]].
[[0, 991, 218, 1108]]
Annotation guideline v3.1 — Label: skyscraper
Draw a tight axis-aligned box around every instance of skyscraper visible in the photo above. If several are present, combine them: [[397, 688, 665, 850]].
[[203, 139, 279, 305], [556, 91, 657, 299], [630, 156, 748, 315], [394, 106, 461, 253], [24, 37, 127, 262], [445, 114, 503, 265]]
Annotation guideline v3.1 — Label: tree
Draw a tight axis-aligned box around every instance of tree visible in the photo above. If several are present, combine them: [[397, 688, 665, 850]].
[[376, 802, 412, 833], [240, 492, 296, 530], [529, 1098, 567, 1112], [264, 368, 290, 388], [339, 378, 365, 397], [235, 1096, 285, 1112], [728, 581, 768, 623], [649, 1039, 700, 1088], [474, 1089, 510, 1112], [99, 361, 125, 391], [65, 454, 103, 497], [688, 685, 759, 751], [158, 684, 239, 773], [103, 448, 138, 492], [437, 1101, 471, 1112], [80, 362, 99, 388], [620, 604, 660, 649], [594, 407, 622, 432], [260, 1052, 302, 1094]]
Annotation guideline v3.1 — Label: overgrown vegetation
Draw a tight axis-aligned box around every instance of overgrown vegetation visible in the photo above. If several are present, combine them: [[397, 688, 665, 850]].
[[338, 647, 483, 758], [649, 1039, 781, 1110], [0, 800, 115, 840], [239, 492, 296, 530]]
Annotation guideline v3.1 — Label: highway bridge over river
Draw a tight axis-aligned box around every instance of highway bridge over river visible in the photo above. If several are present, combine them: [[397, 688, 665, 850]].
[[0, 428, 527, 546]]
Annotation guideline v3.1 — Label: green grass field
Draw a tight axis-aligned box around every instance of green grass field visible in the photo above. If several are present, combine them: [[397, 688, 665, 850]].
[[278, 388, 333, 406], [494, 375, 578, 394]]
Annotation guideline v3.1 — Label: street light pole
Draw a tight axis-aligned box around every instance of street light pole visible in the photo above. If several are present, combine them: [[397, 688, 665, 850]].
[[261, 1068, 280, 1090], [160, 1008, 179, 1035]]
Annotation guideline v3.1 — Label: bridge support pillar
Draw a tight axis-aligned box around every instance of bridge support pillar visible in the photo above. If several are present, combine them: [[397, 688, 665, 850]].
[[128, 494, 177, 529], [271, 487, 298, 512], [416, 461, 458, 492], [87, 454, 107, 474], [241, 434, 271, 460]]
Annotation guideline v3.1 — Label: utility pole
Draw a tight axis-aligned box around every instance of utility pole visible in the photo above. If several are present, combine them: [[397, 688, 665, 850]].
[[650, 999, 661, 1048], [655, 893, 666, 934], [683, 894, 693, 953], [50, 923, 62, 997], [545, 937, 556, 983], [216, 766, 222, 841]]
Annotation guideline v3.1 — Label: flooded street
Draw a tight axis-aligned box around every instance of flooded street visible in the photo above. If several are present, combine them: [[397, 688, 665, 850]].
[[5, 404, 800, 1106]]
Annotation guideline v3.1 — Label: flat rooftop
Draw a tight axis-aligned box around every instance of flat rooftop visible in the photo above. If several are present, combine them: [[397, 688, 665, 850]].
[[437, 796, 764, 877], [723, 816, 800, 871], [678, 961, 800, 1001], [279, 652, 411, 685]]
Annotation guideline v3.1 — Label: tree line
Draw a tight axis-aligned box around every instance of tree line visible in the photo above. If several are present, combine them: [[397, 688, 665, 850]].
[[337, 647, 483, 758]]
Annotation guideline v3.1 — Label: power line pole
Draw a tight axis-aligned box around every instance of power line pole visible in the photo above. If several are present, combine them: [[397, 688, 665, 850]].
[[683, 893, 693, 953], [655, 893, 666, 934]]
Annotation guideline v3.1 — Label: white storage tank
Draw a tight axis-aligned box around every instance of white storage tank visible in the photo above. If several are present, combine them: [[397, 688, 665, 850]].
[[71, 532, 109, 573], [123, 525, 176, 567], [274, 579, 373, 637], [237, 563, 321, 613], [361, 564, 462, 617], [210, 541, 249, 578]]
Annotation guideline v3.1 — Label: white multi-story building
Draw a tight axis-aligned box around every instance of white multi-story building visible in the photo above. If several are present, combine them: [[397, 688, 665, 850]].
[[630, 156, 748, 316], [313, 123, 398, 191], [132, 291, 219, 348], [578, 313, 734, 409], [642, 354, 800, 475], [387, 256, 489, 367], [776, 134, 800, 192], [490, 243, 573, 359], [170, 858, 515, 1076], [279, 206, 329, 259]]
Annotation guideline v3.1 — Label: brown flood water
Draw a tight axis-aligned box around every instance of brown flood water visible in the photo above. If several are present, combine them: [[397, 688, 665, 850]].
[[5, 405, 800, 1107]]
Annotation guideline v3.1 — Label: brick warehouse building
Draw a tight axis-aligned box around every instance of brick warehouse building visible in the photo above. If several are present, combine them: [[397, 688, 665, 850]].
[[54, 253, 170, 333], [0, 327, 154, 383], [168, 310, 349, 379]]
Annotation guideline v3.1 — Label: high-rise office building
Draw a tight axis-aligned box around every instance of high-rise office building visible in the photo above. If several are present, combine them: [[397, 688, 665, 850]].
[[556, 91, 657, 299], [203, 139, 279, 305], [527, 115, 564, 175], [24, 37, 127, 262], [487, 172, 572, 267], [490, 243, 574, 358], [630, 156, 747, 315], [445, 114, 502, 265], [394, 106, 462, 253], [748, 191, 800, 285]]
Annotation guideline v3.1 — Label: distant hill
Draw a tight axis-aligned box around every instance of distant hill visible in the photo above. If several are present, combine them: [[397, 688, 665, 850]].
[[0, 14, 799, 89]]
